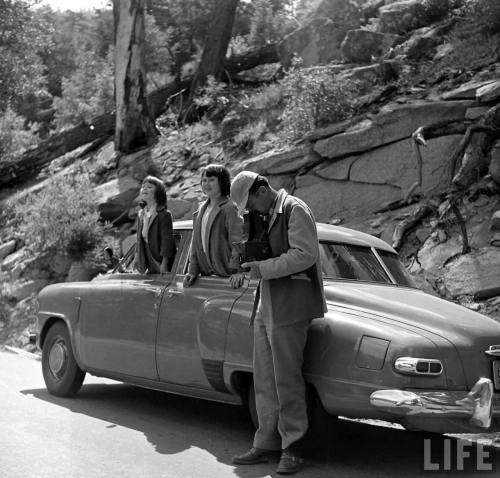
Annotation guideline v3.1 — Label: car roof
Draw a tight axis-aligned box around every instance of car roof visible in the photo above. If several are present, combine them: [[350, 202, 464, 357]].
[[174, 220, 396, 254]]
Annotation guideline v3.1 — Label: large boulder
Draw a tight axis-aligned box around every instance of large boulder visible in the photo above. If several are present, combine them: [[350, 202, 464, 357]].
[[279, 0, 361, 67], [95, 175, 141, 222], [340, 29, 404, 63], [442, 248, 500, 299], [379, 0, 445, 35], [476, 80, 500, 103]]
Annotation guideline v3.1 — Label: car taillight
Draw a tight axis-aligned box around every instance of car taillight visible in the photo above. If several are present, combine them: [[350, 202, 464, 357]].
[[394, 357, 443, 376]]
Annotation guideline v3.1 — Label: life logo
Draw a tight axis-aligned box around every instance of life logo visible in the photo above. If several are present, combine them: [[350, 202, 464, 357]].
[[423, 438, 495, 472]]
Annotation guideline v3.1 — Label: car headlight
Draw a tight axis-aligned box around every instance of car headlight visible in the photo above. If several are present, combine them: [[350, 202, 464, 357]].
[[394, 357, 443, 376]]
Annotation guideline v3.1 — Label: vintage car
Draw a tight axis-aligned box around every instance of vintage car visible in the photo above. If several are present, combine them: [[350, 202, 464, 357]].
[[34, 220, 500, 434]]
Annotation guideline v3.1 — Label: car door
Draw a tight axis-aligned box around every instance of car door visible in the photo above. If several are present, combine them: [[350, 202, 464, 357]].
[[155, 229, 248, 392], [79, 269, 169, 380]]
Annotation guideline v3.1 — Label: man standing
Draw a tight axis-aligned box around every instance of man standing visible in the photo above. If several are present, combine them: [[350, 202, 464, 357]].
[[230, 171, 326, 475]]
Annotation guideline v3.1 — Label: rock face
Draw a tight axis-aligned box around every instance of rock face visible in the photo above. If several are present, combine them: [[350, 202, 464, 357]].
[[442, 248, 500, 299], [279, 0, 361, 66], [227, 91, 491, 223], [340, 29, 404, 63], [95, 176, 141, 222], [379, 0, 434, 34]]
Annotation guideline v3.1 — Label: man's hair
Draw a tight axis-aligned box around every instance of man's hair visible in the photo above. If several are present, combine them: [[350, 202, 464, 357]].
[[143, 175, 167, 206], [202, 163, 231, 197], [248, 175, 270, 196]]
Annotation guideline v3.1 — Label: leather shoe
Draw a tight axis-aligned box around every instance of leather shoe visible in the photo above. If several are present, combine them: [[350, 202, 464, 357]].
[[276, 450, 303, 474], [232, 447, 275, 465]]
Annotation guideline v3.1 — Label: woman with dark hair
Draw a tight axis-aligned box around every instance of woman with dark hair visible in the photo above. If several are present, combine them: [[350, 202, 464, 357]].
[[184, 164, 245, 288], [134, 175, 176, 274]]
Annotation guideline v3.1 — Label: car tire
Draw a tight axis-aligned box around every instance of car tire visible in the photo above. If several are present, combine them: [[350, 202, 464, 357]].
[[42, 322, 85, 397]]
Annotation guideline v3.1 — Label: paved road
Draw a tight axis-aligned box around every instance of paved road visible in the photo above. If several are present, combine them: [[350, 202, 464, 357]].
[[1, 350, 499, 478]]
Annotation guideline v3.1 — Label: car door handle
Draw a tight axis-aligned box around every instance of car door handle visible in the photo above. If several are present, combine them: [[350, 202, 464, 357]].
[[166, 288, 182, 297]]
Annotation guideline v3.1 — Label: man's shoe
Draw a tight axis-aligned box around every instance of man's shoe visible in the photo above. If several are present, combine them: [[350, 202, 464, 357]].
[[232, 447, 275, 465], [276, 450, 303, 475]]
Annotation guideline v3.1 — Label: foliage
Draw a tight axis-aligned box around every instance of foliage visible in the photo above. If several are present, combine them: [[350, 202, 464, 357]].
[[0, 0, 51, 111], [10, 169, 111, 264], [231, 119, 268, 154], [53, 49, 114, 128], [279, 59, 359, 141], [403, 0, 500, 87], [421, 0, 451, 22], [461, 0, 500, 34], [244, 0, 297, 48], [145, 13, 175, 89], [33, 7, 115, 98], [193, 75, 233, 118], [0, 107, 40, 165]]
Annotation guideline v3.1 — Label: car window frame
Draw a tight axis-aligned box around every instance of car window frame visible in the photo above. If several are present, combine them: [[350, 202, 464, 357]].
[[319, 241, 393, 285]]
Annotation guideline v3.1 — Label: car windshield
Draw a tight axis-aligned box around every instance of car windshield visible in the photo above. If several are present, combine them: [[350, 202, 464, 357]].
[[377, 250, 416, 287], [319, 242, 391, 283]]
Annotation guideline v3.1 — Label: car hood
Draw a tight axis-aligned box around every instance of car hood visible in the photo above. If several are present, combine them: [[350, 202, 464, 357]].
[[323, 281, 500, 345]]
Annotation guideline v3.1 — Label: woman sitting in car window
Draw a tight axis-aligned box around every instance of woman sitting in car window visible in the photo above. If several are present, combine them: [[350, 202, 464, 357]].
[[134, 175, 176, 274], [183, 164, 245, 289]]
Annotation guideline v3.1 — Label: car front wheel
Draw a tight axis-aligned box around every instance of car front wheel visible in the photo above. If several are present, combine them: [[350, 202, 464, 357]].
[[42, 322, 85, 397]]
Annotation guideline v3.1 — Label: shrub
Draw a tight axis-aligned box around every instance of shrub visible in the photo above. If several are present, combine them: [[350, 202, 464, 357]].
[[279, 59, 359, 141], [10, 169, 111, 265], [0, 107, 39, 165], [231, 119, 268, 153]]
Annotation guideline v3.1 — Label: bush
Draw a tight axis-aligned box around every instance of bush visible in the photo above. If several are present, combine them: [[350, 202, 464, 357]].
[[0, 107, 39, 165], [10, 169, 111, 265], [279, 60, 359, 141], [231, 119, 268, 154]]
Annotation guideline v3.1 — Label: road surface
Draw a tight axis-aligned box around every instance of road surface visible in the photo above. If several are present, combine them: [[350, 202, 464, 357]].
[[0, 350, 498, 478]]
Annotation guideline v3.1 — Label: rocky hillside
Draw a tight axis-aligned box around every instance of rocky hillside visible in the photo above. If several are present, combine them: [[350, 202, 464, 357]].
[[1, 0, 500, 350]]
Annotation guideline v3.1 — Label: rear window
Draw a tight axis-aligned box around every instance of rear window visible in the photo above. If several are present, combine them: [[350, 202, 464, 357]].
[[319, 242, 391, 283]]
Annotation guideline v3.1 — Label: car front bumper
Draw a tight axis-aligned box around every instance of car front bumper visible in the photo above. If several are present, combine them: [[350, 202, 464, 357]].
[[370, 377, 499, 429]]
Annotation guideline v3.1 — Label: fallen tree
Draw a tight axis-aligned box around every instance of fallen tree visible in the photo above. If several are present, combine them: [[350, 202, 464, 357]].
[[0, 43, 280, 189]]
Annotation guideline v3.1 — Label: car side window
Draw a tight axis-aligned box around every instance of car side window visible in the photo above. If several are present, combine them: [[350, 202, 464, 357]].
[[319, 242, 391, 283]]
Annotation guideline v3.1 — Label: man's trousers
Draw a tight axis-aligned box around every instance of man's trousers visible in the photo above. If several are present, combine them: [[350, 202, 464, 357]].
[[252, 309, 311, 451]]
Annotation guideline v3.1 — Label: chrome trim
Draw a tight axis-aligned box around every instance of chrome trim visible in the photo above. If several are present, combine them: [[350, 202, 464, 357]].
[[394, 357, 443, 376], [485, 345, 500, 357], [370, 377, 495, 429], [371, 247, 397, 285]]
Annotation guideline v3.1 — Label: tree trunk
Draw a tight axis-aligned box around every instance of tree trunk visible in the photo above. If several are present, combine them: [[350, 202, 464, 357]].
[[113, 0, 158, 153], [193, 0, 239, 86]]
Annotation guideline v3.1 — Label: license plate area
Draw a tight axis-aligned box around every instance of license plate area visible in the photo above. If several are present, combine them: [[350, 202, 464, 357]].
[[493, 361, 500, 390]]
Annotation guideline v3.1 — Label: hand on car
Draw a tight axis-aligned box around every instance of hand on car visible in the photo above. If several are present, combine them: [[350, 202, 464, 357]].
[[229, 272, 246, 289], [241, 262, 262, 279], [183, 273, 197, 287]]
